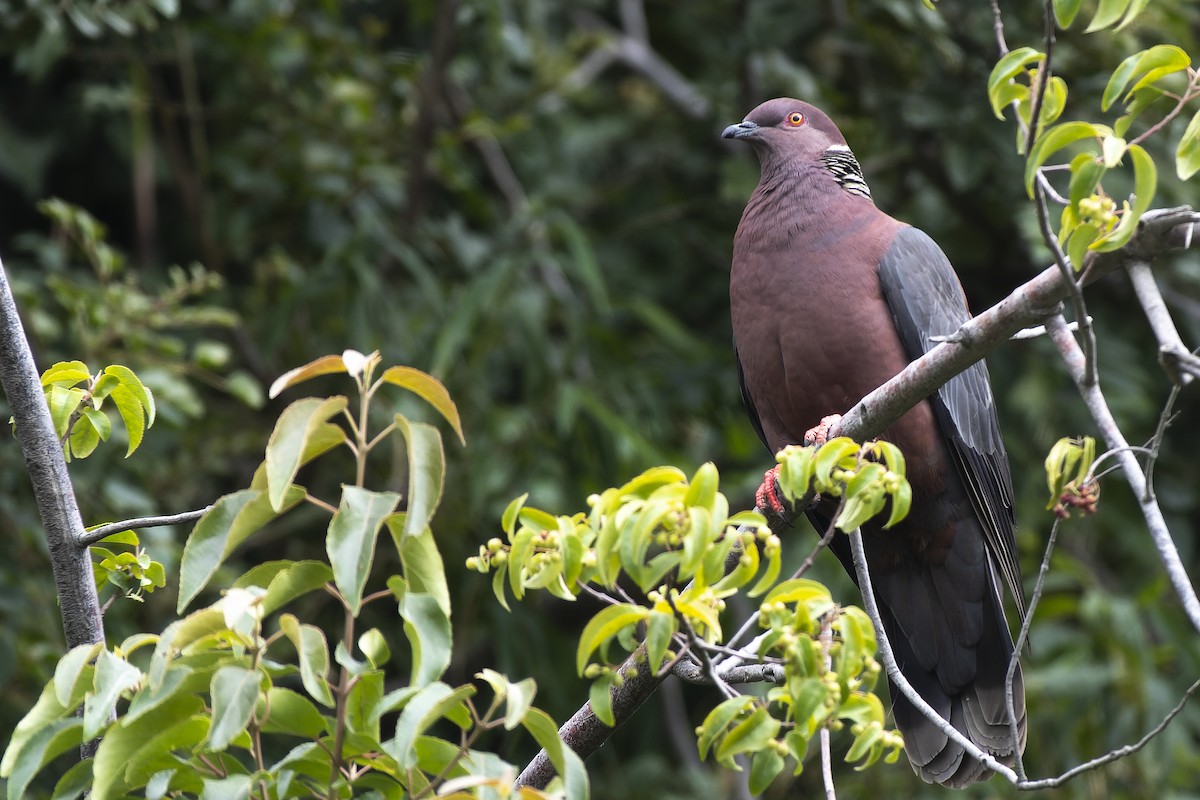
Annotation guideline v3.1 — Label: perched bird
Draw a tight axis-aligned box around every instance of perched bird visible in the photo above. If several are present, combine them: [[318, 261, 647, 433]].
[[723, 98, 1026, 786]]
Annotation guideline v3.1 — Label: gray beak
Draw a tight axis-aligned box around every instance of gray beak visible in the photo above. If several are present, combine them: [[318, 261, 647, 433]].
[[722, 120, 760, 140]]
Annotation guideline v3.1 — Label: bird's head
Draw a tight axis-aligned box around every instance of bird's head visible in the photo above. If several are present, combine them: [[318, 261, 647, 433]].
[[722, 98, 848, 160], [723, 98, 871, 198]]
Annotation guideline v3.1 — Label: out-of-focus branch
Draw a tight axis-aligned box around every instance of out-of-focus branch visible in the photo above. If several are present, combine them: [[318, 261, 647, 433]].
[[548, 6, 709, 118]]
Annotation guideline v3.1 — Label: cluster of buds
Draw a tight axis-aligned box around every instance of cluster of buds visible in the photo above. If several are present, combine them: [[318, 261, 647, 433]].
[[1052, 479, 1100, 519], [1078, 192, 1119, 233]]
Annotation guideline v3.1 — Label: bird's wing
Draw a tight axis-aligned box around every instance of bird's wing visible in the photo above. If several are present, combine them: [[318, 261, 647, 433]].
[[877, 226, 1025, 616], [734, 339, 770, 452]]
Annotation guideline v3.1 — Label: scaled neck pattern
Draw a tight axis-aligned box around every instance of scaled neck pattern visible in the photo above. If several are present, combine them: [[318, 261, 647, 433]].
[[821, 144, 872, 200]]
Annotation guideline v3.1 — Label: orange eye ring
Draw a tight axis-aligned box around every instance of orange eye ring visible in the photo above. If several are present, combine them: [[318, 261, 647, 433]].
[[786, 111, 806, 127]]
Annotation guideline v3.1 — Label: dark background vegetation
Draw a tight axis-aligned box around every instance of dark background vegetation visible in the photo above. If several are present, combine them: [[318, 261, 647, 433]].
[[2, 1, 1200, 797]]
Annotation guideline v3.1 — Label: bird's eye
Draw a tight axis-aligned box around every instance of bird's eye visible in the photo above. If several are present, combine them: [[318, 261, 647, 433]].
[[786, 112, 806, 127]]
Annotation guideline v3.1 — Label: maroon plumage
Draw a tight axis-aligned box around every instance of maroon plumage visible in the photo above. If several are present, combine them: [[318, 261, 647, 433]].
[[724, 98, 1026, 786]]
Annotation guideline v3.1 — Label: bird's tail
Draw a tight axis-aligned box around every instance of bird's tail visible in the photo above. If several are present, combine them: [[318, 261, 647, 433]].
[[886, 561, 1027, 787]]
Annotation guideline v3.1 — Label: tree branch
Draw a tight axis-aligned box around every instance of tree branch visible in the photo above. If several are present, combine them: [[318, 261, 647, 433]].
[[1127, 260, 1198, 386], [0, 258, 106, 753], [79, 506, 213, 546], [1045, 314, 1200, 634], [832, 207, 1200, 443]]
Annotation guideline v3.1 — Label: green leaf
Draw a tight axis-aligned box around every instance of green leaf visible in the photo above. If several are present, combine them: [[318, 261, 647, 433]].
[[1085, 0, 1131, 32], [715, 705, 780, 765], [1025, 122, 1109, 196], [108, 385, 146, 457], [4, 718, 84, 800], [91, 694, 207, 800], [54, 643, 102, 707], [683, 461, 719, 510], [1053, 0, 1084, 27], [400, 592, 452, 685], [103, 364, 155, 426], [1177, 108, 1200, 180], [812, 438, 860, 487], [279, 614, 334, 707], [327, 486, 400, 614], [393, 416, 445, 537], [83, 651, 142, 740], [358, 628, 391, 669], [208, 666, 261, 751], [1103, 46, 1190, 111], [386, 682, 475, 770], [1095, 143, 1157, 251], [1114, 0, 1152, 30], [235, 559, 334, 616], [698, 696, 755, 760], [260, 687, 328, 738], [987, 47, 1044, 119], [267, 354, 349, 399], [50, 757, 93, 800], [199, 775, 252, 800], [345, 670, 385, 738], [380, 365, 466, 446], [46, 385, 85, 439], [387, 521, 451, 618], [41, 361, 91, 387], [264, 395, 348, 510], [1068, 153, 1106, 209], [588, 671, 617, 727], [575, 604, 650, 674], [501, 493, 528, 537], [749, 747, 786, 795], [178, 487, 305, 612], [522, 707, 590, 800]]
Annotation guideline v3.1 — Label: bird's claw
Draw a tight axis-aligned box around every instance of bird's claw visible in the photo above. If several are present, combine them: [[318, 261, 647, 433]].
[[755, 466, 788, 515], [803, 414, 842, 447]]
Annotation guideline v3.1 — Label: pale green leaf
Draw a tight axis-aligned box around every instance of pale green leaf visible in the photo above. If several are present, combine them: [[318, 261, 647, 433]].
[[400, 591, 451, 685], [53, 643, 102, 707], [386, 520, 451, 618], [326, 486, 400, 614], [393, 416, 445, 537], [83, 651, 142, 740], [1085, 0, 1131, 32], [264, 395, 348, 510], [987, 47, 1044, 119], [259, 687, 328, 738], [103, 365, 155, 427], [4, 718, 84, 800], [1053, 0, 1084, 27], [1025, 121, 1109, 196], [207, 666, 261, 751], [575, 604, 649, 674], [177, 487, 304, 612], [279, 614, 334, 707], [91, 694, 206, 800], [1176, 108, 1200, 180], [522, 707, 589, 800]]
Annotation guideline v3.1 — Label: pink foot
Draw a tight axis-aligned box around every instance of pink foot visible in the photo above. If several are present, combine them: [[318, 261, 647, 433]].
[[804, 414, 843, 447], [755, 466, 787, 514]]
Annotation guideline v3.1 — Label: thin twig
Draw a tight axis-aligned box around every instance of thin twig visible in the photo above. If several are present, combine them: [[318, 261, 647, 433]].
[[845, 529, 1019, 782], [1046, 314, 1200, 633], [1018, 676, 1200, 789], [1144, 384, 1182, 502], [1006, 516, 1062, 780], [79, 506, 213, 546]]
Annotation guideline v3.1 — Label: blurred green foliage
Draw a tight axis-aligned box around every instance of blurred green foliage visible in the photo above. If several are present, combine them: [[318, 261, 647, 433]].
[[2, 0, 1200, 797]]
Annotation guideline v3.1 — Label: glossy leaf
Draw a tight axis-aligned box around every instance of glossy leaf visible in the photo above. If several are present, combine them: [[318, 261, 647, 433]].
[[1086, 0, 1131, 32], [575, 604, 649, 674], [178, 487, 304, 612], [264, 395, 348, 511], [399, 591, 451, 685], [521, 706, 589, 800], [987, 47, 1044, 119], [91, 694, 207, 800], [1102, 45, 1190, 111], [1053, 0, 1084, 27], [387, 682, 475, 770], [388, 520, 451, 618], [393, 415, 445, 537], [1025, 122, 1109, 196], [279, 614, 334, 707], [4, 718, 84, 800], [83, 650, 142, 740], [207, 666, 261, 751], [1176, 108, 1200, 180], [259, 687, 328, 738], [326, 486, 400, 614]]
